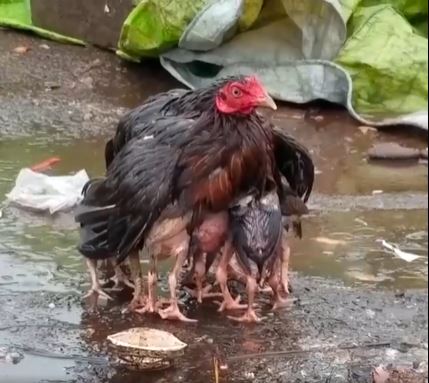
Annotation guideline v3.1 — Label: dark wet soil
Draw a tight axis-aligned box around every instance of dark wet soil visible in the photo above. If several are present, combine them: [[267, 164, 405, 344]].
[[0, 30, 428, 383]]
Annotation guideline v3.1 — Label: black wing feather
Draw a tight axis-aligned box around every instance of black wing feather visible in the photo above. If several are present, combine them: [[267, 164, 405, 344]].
[[272, 126, 314, 203], [76, 117, 194, 262], [105, 89, 188, 168]]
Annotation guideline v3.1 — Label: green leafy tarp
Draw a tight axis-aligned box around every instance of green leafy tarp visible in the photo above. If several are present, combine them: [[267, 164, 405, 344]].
[[1, 0, 427, 129], [0, 0, 84, 45], [119, 0, 428, 130]]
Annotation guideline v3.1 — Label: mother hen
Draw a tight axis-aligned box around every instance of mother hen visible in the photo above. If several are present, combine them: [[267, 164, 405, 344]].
[[76, 76, 314, 320]]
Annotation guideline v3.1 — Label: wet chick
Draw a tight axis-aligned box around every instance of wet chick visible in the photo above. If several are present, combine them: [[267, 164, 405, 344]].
[[135, 208, 229, 322], [217, 189, 287, 323]]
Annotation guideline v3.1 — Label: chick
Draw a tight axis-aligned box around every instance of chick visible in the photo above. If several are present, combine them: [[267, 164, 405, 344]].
[[216, 190, 287, 323]]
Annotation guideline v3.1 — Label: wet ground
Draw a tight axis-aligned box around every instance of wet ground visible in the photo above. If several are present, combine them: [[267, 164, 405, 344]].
[[0, 30, 428, 383]]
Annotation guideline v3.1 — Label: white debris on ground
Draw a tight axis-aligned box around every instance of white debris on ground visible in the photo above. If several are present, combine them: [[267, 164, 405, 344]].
[[5, 168, 89, 214]]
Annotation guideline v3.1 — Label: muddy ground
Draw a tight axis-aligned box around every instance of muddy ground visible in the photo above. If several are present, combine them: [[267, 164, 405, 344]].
[[0, 30, 428, 383]]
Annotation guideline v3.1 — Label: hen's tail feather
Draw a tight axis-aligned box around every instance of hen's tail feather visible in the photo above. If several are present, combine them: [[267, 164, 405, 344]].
[[116, 215, 151, 264], [104, 139, 115, 169], [75, 204, 117, 225], [75, 177, 121, 260]]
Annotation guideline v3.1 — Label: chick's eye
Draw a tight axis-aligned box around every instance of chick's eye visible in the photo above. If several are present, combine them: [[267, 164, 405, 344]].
[[231, 87, 242, 98]]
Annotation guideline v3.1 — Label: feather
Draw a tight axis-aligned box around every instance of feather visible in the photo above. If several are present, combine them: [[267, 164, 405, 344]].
[[271, 125, 315, 203]]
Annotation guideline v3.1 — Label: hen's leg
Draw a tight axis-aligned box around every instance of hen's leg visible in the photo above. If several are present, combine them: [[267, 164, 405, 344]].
[[159, 250, 197, 323], [216, 242, 247, 312], [128, 251, 145, 310], [83, 258, 113, 301], [228, 276, 261, 323]]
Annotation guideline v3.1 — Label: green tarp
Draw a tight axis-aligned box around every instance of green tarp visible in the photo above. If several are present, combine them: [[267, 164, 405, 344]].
[[1, 0, 427, 129], [121, 0, 428, 130], [336, 4, 428, 119], [0, 0, 84, 45]]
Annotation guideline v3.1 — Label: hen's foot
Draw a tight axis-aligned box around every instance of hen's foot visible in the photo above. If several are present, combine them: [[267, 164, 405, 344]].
[[83, 285, 113, 301], [215, 295, 247, 312], [228, 309, 262, 323], [135, 297, 170, 314], [109, 272, 135, 291], [272, 295, 289, 310], [185, 285, 223, 303], [258, 285, 274, 294], [127, 294, 147, 311], [159, 301, 197, 323]]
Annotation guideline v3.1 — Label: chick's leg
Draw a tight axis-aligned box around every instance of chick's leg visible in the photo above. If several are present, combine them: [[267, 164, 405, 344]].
[[83, 258, 113, 301], [281, 236, 292, 295], [216, 241, 247, 312], [110, 258, 135, 291], [135, 256, 161, 314], [228, 276, 261, 323], [186, 251, 222, 303], [128, 251, 145, 310], [159, 249, 197, 323], [268, 258, 289, 310]]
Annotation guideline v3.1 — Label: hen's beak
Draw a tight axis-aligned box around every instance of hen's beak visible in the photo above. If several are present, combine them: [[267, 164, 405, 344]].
[[258, 93, 277, 110]]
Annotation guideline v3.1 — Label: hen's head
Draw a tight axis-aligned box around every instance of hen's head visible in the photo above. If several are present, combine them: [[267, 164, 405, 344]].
[[215, 76, 277, 115]]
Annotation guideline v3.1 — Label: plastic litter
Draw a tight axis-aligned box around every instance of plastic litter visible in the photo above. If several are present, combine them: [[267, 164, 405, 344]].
[[378, 239, 422, 263], [5, 168, 89, 214]]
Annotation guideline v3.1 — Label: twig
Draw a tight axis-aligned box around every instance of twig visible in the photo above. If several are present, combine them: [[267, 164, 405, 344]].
[[213, 356, 219, 383]]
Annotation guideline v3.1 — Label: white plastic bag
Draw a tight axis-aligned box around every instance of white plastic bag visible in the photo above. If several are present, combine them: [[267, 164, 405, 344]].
[[5, 168, 90, 214]]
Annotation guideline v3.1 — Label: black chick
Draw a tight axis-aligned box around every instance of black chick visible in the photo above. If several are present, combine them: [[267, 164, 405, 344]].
[[223, 189, 287, 323]]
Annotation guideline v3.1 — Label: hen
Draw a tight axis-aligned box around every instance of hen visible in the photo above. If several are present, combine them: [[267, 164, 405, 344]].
[[76, 76, 314, 321]]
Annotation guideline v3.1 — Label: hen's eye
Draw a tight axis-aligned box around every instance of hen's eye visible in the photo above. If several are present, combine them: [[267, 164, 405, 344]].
[[231, 87, 242, 98]]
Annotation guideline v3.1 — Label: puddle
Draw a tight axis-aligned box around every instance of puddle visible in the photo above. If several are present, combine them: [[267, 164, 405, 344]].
[[0, 354, 75, 383], [291, 209, 428, 289], [0, 126, 427, 293]]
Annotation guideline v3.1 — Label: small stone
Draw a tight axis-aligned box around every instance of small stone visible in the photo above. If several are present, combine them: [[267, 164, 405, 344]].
[[358, 125, 377, 135], [44, 82, 61, 90], [372, 190, 383, 195], [80, 76, 94, 89], [39, 44, 50, 50], [368, 142, 420, 160], [48, 303, 56, 309], [366, 309, 376, 318], [13, 46, 30, 54], [5, 352, 22, 364]]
